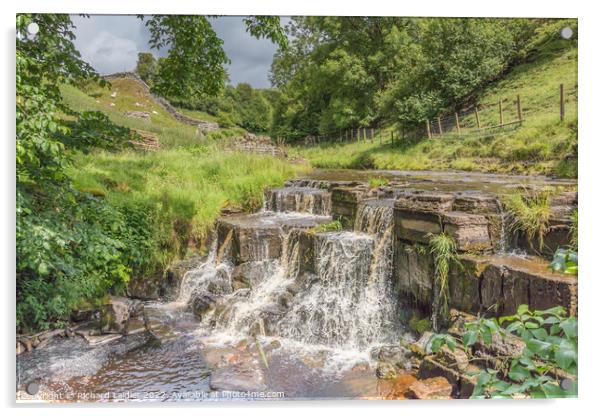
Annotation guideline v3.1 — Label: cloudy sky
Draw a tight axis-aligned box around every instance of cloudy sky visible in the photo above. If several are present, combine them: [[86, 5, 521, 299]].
[[70, 15, 285, 88]]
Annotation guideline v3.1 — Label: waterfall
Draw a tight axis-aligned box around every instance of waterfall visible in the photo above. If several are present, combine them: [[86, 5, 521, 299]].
[[175, 240, 232, 305], [264, 187, 331, 215], [276, 200, 400, 350], [495, 199, 510, 253], [184, 192, 400, 357], [354, 199, 395, 285], [200, 230, 302, 337]]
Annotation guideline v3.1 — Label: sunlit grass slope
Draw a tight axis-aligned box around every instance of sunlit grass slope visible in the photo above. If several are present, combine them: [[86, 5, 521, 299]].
[[63, 79, 303, 262]]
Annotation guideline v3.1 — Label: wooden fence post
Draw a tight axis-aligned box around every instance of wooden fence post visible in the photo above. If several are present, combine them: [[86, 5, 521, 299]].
[[498, 100, 504, 126], [371, 128, 374, 142], [560, 83, 565, 122], [426, 120, 432, 139], [517, 94, 523, 122], [475, 108, 481, 130], [455, 112, 461, 134], [437, 117, 443, 136], [363, 128, 367, 142], [357, 128, 360, 142]]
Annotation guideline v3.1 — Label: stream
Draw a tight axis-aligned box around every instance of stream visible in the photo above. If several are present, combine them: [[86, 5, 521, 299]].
[[16, 169, 577, 402]]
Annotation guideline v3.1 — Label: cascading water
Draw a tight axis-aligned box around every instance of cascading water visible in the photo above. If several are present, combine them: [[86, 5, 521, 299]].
[[495, 199, 510, 253], [175, 239, 233, 305], [264, 187, 331, 215], [278, 231, 382, 349], [195, 199, 399, 353]]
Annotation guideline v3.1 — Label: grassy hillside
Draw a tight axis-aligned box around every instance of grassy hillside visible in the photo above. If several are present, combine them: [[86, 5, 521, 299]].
[[63, 78, 302, 265], [292, 29, 577, 178]]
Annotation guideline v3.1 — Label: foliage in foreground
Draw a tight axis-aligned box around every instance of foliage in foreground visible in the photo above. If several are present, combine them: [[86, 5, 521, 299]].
[[430, 305, 577, 399], [16, 14, 135, 331], [550, 248, 578, 275]]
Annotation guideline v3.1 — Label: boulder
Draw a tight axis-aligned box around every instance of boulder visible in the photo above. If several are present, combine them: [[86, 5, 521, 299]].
[[370, 345, 411, 369], [231, 260, 278, 289], [127, 272, 163, 300], [100, 296, 143, 334], [417, 356, 477, 398], [395, 191, 455, 213], [477, 255, 577, 317], [394, 207, 442, 244], [376, 361, 398, 379], [216, 217, 282, 264], [448, 255, 488, 314], [164, 254, 204, 300], [452, 192, 500, 214], [191, 292, 218, 318], [408, 376, 453, 400], [394, 242, 434, 308]]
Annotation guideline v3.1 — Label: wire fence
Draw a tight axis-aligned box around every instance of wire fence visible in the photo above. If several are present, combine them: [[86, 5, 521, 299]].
[[296, 83, 577, 146]]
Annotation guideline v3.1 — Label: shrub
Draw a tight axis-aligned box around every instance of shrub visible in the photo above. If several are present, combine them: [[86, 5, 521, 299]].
[[430, 305, 577, 399]]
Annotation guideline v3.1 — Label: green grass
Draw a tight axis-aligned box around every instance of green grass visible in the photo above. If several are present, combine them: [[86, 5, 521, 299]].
[[309, 220, 343, 234], [368, 176, 390, 188], [69, 149, 301, 242], [62, 80, 246, 149], [293, 27, 577, 178], [503, 190, 552, 252], [63, 77, 305, 263]]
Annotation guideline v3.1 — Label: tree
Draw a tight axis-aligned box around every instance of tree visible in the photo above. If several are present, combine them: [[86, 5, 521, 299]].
[[135, 52, 156, 83], [270, 17, 549, 140], [16, 14, 133, 331], [141, 15, 287, 100]]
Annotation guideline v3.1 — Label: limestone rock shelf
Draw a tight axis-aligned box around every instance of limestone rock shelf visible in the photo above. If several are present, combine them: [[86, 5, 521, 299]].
[[216, 212, 331, 265], [282, 171, 578, 319]]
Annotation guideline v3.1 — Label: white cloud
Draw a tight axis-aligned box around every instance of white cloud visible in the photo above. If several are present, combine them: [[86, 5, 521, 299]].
[[77, 30, 139, 74]]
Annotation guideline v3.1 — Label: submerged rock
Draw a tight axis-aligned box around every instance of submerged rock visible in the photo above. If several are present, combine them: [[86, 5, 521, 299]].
[[100, 296, 143, 335], [376, 361, 397, 379], [208, 360, 267, 392], [191, 292, 218, 318]]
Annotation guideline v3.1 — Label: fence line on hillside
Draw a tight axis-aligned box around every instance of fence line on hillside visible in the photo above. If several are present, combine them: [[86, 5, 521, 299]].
[[296, 83, 577, 147]]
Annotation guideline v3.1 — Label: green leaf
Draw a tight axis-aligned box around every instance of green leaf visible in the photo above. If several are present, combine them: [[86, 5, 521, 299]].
[[37, 262, 49, 275], [559, 318, 578, 339], [463, 330, 478, 347], [508, 364, 531, 382], [526, 339, 553, 355], [517, 304, 530, 315], [531, 327, 548, 340]]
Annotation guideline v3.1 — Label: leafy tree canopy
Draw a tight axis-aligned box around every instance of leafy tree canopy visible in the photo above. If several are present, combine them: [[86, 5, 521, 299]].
[[142, 15, 287, 100]]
